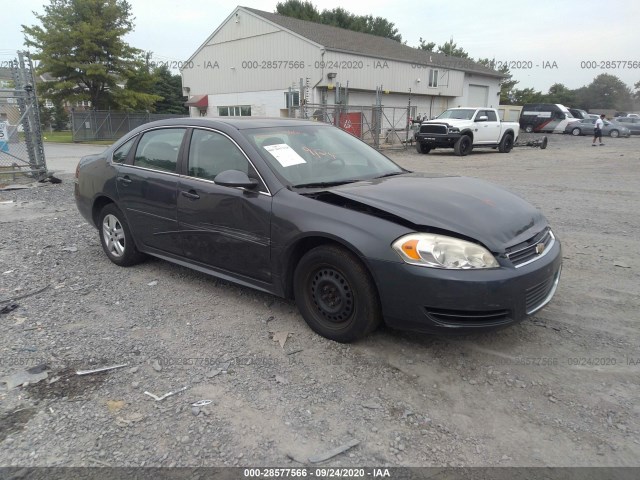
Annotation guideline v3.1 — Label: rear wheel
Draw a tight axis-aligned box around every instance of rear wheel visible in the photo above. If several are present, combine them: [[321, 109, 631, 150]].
[[571, 127, 581, 136], [498, 133, 514, 153], [293, 245, 382, 343], [524, 125, 534, 133], [416, 142, 431, 154], [98, 204, 145, 267], [609, 129, 619, 138], [453, 135, 473, 156]]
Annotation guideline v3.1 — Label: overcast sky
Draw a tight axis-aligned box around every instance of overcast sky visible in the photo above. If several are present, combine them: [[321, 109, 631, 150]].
[[2, 0, 639, 92]]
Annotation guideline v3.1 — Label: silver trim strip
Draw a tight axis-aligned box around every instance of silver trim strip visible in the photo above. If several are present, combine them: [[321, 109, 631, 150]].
[[513, 231, 555, 269], [526, 266, 561, 315]]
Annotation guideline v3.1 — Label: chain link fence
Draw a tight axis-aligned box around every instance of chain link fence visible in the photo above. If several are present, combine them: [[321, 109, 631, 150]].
[[288, 104, 412, 150], [0, 52, 47, 183], [71, 110, 188, 142]]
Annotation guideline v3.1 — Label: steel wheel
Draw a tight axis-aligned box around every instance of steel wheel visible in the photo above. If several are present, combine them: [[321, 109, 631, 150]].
[[525, 125, 534, 133], [294, 245, 381, 342], [571, 127, 581, 136]]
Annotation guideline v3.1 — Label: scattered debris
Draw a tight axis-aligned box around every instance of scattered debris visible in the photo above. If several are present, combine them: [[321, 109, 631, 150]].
[[206, 368, 222, 378], [286, 453, 308, 464], [61, 246, 78, 252], [106, 400, 125, 412], [361, 400, 382, 410], [0, 284, 50, 304], [152, 360, 163, 372], [308, 439, 360, 463], [115, 412, 144, 427], [275, 375, 289, 385], [87, 457, 111, 467], [272, 331, 291, 349], [147, 280, 158, 286], [287, 349, 304, 355], [76, 363, 128, 376], [613, 261, 630, 268], [144, 386, 188, 402], [1, 303, 19, 315], [1, 364, 49, 390], [191, 400, 212, 407]]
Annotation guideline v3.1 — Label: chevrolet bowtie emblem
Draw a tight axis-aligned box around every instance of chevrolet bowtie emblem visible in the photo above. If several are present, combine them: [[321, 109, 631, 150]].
[[536, 243, 545, 255]]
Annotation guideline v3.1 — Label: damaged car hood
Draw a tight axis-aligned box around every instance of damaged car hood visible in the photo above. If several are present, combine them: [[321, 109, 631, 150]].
[[325, 173, 546, 251]]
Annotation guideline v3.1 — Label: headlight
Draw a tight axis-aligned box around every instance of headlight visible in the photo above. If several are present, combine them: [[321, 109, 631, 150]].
[[392, 233, 499, 269], [448, 126, 460, 133]]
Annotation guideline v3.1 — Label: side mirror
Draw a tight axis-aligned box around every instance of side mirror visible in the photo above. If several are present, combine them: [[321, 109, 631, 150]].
[[214, 170, 259, 190], [476, 115, 488, 122]]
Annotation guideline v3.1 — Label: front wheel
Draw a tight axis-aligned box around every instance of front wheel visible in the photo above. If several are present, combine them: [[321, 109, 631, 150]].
[[293, 245, 382, 343], [453, 135, 473, 156], [609, 129, 619, 138], [416, 142, 431, 154], [98, 204, 145, 267], [498, 134, 514, 153]]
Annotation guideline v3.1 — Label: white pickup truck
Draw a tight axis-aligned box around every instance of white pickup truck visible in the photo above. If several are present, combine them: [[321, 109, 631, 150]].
[[415, 107, 519, 156]]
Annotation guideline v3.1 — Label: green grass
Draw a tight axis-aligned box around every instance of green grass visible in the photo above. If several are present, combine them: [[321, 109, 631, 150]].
[[39, 131, 114, 145]]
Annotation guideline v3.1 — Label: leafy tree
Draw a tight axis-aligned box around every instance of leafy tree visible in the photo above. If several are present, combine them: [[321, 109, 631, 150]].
[[23, 0, 145, 110], [52, 99, 69, 131], [510, 88, 544, 105], [579, 74, 632, 110], [634, 80, 640, 99], [276, 0, 320, 21], [276, 1, 402, 42], [111, 52, 162, 111], [152, 65, 187, 114], [437, 39, 469, 58], [545, 83, 577, 106], [418, 37, 436, 51]]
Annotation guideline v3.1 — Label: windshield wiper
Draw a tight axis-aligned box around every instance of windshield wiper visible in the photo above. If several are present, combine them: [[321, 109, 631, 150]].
[[292, 179, 360, 188], [375, 171, 405, 179]]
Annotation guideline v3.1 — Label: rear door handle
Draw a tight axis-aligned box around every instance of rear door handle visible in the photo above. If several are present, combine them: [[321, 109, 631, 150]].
[[117, 175, 132, 185], [181, 190, 200, 200]]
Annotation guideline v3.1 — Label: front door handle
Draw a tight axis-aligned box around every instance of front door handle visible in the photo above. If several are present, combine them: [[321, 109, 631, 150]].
[[181, 190, 200, 200], [117, 175, 132, 185]]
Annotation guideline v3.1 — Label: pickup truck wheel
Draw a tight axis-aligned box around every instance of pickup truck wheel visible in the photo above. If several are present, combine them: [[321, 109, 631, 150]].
[[416, 142, 431, 154], [498, 133, 514, 153], [524, 125, 534, 133], [571, 127, 582, 136], [453, 135, 472, 156]]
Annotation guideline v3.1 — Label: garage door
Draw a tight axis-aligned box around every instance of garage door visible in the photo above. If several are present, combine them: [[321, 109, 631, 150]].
[[468, 84, 489, 107]]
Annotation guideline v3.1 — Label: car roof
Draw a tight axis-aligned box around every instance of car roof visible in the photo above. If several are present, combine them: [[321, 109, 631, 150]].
[[131, 117, 325, 131]]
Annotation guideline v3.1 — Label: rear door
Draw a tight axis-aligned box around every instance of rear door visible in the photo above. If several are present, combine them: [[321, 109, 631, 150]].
[[115, 127, 187, 255], [177, 128, 273, 282]]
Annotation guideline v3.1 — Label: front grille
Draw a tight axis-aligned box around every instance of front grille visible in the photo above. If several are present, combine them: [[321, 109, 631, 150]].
[[507, 229, 554, 267], [525, 269, 560, 314], [424, 307, 511, 327], [419, 124, 447, 135]]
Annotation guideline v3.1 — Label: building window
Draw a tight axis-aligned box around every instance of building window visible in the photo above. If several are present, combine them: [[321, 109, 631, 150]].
[[218, 106, 251, 117], [428, 69, 438, 88], [284, 91, 300, 108]]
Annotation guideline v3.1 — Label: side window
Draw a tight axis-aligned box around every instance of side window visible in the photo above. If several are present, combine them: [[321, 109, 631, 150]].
[[485, 110, 498, 122], [188, 129, 253, 181], [133, 128, 186, 173], [112, 136, 136, 164]]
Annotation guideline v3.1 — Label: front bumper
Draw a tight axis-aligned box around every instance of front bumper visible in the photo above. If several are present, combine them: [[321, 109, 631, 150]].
[[369, 238, 562, 334], [415, 132, 462, 148]]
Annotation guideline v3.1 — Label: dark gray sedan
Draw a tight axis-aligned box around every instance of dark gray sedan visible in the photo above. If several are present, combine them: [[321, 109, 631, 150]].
[[564, 118, 630, 137], [75, 118, 562, 342]]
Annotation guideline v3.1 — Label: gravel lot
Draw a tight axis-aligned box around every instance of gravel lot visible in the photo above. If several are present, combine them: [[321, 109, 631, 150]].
[[1, 134, 639, 468]]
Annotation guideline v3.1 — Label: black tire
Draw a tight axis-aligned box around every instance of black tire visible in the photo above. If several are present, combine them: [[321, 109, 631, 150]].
[[98, 204, 145, 267], [293, 245, 382, 343], [571, 127, 581, 136], [609, 129, 619, 138], [498, 133, 514, 153], [453, 135, 473, 156], [416, 142, 431, 154], [524, 125, 534, 133]]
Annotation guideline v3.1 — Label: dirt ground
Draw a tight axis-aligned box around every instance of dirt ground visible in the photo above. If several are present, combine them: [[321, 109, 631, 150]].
[[0, 133, 639, 468]]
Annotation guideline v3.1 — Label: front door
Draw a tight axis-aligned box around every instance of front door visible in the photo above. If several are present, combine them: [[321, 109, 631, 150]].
[[177, 128, 272, 282]]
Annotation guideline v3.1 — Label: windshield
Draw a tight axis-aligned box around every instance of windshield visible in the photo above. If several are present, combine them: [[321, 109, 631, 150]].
[[436, 109, 476, 120], [241, 125, 404, 188]]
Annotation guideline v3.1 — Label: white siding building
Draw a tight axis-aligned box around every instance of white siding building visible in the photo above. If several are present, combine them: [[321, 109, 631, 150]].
[[182, 7, 504, 119]]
